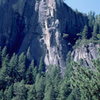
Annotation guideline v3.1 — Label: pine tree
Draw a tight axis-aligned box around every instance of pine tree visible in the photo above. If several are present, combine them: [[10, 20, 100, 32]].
[[0, 90, 4, 100], [82, 25, 88, 39], [35, 74, 45, 100], [9, 53, 18, 80], [0, 54, 10, 89], [44, 85, 55, 100], [26, 60, 37, 84], [27, 85, 36, 100], [4, 85, 13, 100], [58, 80, 70, 100], [44, 77, 55, 100], [13, 80, 27, 100], [26, 47, 31, 59], [46, 66, 61, 99], [92, 23, 99, 40], [88, 11, 95, 28], [0, 47, 2, 67], [1, 46, 7, 64], [17, 53, 26, 81], [38, 57, 45, 74]]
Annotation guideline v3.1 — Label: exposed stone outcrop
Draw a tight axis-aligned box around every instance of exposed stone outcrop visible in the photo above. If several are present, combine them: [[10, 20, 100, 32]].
[[71, 43, 100, 68], [0, 0, 88, 72]]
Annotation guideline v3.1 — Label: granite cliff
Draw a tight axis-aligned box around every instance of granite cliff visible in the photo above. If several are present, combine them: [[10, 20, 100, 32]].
[[71, 43, 100, 68], [0, 0, 89, 71]]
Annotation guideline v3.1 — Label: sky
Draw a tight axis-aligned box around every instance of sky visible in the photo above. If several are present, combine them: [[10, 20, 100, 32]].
[[65, 0, 100, 14]]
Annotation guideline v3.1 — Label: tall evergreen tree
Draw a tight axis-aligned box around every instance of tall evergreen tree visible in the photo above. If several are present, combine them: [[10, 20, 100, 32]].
[[0, 47, 2, 67], [92, 23, 99, 40], [0, 90, 4, 100], [47, 66, 61, 99], [4, 85, 13, 100], [0, 54, 10, 89], [26, 60, 37, 84], [58, 79, 71, 100], [17, 53, 26, 81], [13, 80, 27, 100], [44, 84, 55, 100], [82, 25, 88, 39], [27, 85, 36, 100], [35, 74, 45, 100], [38, 57, 45, 74], [88, 11, 95, 28], [9, 53, 18, 80]]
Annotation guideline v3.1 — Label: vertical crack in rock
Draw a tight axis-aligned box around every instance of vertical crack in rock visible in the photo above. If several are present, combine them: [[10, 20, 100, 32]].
[[38, 0, 66, 74]]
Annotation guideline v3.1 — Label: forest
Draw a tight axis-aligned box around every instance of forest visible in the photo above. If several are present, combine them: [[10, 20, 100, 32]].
[[0, 46, 100, 100], [0, 12, 100, 100]]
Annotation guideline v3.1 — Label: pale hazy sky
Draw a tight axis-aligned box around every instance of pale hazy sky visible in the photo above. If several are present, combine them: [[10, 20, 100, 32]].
[[65, 0, 100, 14]]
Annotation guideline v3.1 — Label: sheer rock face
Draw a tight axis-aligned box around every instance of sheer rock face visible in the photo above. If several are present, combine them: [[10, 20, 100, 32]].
[[0, 0, 88, 72], [71, 43, 100, 68]]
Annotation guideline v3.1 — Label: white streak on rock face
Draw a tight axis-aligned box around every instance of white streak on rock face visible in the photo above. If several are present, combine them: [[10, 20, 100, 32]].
[[35, 1, 40, 11], [48, 0, 55, 7], [37, 0, 66, 74]]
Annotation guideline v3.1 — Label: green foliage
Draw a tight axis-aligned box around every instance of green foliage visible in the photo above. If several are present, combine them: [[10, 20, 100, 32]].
[[74, 13, 100, 46], [1, 46, 7, 61], [4, 85, 13, 100], [58, 79, 71, 100], [0, 90, 4, 100], [25, 60, 37, 84], [92, 23, 99, 40], [27, 85, 36, 100], [17, 53, 26, 78], [82, 25, 88, 39], [97, 34, 100, 39], [44, 82, 55, 100], [38, 57, 45, 74], [35, 74, 45, 100], [70, 61, 100, 100], [63, 34, 69, 38], [88, 11, 95, 28], [9, 53, 18, 81], [13, 80, 27, 100], [0, 46, 100, 100]]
